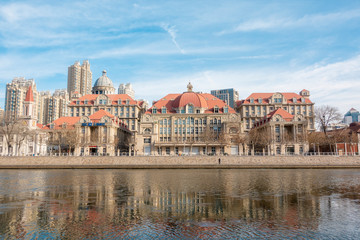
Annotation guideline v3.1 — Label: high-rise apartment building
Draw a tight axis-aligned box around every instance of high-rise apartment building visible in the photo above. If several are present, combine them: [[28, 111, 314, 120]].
[[39, 89, 69, 125], [4, 77, 40, 120], [211, 88, 239, 108], [118, 83, 135, 99], [67, 60, 92, 96]]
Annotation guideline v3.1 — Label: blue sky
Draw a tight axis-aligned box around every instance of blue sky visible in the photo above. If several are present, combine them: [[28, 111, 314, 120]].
[[1, 0, 360, 112]]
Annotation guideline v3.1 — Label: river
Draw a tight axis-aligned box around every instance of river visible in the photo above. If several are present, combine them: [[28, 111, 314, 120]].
[[0, 169, 359, 239]]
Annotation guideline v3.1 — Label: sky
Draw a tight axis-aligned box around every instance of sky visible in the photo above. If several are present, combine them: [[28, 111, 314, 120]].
[[0, 0, 360, 113]]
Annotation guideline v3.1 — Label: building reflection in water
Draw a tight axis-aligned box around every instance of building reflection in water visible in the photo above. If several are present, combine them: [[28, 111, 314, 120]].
[[0, 169, 359, 238]]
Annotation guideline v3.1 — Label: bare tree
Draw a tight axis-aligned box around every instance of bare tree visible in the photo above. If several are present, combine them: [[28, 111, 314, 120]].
[[315, 105, 342, 135], [248, 127, 271, 155], [200, 126, 217, 155], [0, 117, 35, 156], [63, 129, 79, 155]]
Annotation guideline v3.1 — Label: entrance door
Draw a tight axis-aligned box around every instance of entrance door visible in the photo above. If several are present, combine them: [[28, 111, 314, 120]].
[[144, 146, 151, 155], [231, 145, 239, 155], [90, 147, 98, 155], [192, 147, 199, 155]]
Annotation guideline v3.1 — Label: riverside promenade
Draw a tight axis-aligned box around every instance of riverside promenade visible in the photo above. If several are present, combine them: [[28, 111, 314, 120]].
[[0, 155, 360, 169]]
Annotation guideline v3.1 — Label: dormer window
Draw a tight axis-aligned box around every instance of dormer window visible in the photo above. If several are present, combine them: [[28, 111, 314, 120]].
[[118, 99, 122, 104], [293, 97, 297, 103], [224, 106, 228, 113], [126, 99, 130, 104], [250, 98, 254, 103], [274, 98, 282, 103], [188, 105, 194, 113], [99, 99, 103, 105], [152, 107, 157, 114], [76, 100, 80, 105], [258, 98, 262, 103], [214, 106, 219, 113], [161, 107, 167, 114], [301, 98, 305, 103], [84, 100, 88, 105]]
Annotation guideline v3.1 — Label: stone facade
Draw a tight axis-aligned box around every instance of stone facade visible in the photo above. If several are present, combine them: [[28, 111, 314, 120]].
[[136, 83, 243, 156], [236, 89, 315, 132]]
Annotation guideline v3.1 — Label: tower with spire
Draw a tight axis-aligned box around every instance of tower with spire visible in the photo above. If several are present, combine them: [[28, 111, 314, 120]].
[[22, 85, 37, 129]]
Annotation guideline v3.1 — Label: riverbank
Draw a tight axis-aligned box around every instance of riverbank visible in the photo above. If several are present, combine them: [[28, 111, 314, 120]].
[[0, 155, 360, 169]]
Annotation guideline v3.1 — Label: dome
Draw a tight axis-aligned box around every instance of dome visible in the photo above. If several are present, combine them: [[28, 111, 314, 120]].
[[94, 70, 114, 88], [173, 92, 208, 109]]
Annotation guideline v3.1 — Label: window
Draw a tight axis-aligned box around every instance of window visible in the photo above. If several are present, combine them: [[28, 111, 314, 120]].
[[144, 138, 151, 143], [188, 105, 194, 113], [166, 147, 170, 155], [118, 99, 122, 104], [175, 147, 179, 155], [84, 100, 88, 104], [224, 107, 228, 113], [162, 107, 167, 114], [275, 125, 280, 133], [258, 98, 262, 103], [211, 147, 216, 154], [81, 127, 85, 134], [250, 98, 254, 103], [126, 99, 130, 104], [276, 146, 281, 154], [152, 108, 157, 114], [214, 107, 219, 113], [76, 100, 80, 105]]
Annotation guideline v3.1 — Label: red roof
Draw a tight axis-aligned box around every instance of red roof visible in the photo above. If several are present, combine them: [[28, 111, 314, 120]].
[[173, 92, 208, 108], [45, 116, 81, 129], [89, 110, 115, 122], [253, 108, 294, 128], [25, 85, 34, 102], [147, 92, 236, 114], [238, 92, 312, 105], [266, 108, 294, 122], [69, 94, 138, 105]]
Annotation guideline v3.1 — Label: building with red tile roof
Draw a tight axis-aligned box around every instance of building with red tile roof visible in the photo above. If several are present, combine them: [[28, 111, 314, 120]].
[[44, 110, 131, 156], [236, 89, 315, 132], [250, 108, 309, 155], [136, 83, 242, 156], [68, 93, 147, 135]]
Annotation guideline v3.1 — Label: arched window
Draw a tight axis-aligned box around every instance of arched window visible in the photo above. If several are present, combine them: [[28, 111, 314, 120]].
[[188, 105, 194, 113], [144, 128, 151, 134]]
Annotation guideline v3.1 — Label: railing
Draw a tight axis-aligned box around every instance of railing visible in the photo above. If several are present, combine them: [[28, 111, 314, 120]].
[[2, 152, 359, 157]]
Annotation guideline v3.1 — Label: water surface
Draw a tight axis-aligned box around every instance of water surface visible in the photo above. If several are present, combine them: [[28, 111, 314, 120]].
[[0, 169, 360, 239]]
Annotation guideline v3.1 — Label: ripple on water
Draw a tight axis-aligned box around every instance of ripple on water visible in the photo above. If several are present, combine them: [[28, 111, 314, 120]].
[[0, 169, 360, 239]]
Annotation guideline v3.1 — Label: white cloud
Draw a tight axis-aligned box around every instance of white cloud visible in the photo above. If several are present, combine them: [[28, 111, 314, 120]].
[[133, 55, 360, 113], [160, 23, 185, 54], [219, 9, 360, 34]]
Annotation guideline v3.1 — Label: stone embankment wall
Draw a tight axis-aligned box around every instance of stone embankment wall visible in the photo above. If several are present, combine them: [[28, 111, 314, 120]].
[[0, 156, 360, 168]]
